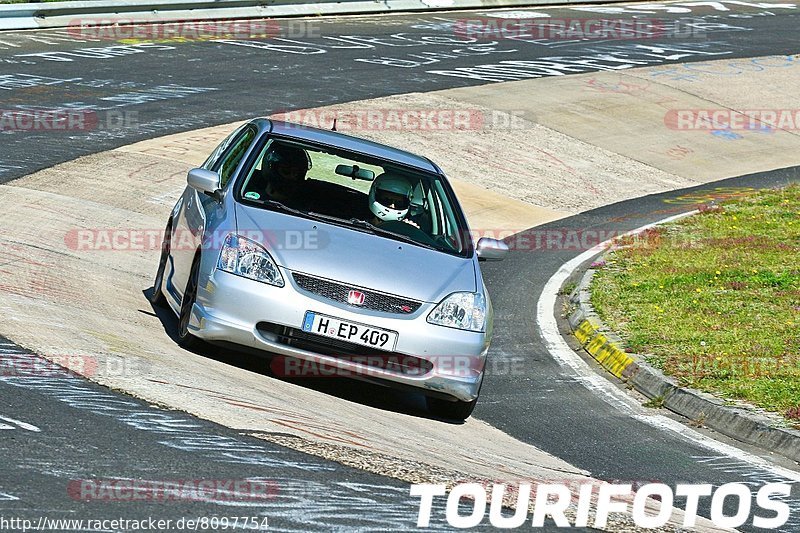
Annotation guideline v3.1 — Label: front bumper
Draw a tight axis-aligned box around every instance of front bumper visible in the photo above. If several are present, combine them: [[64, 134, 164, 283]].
[[188, 267, 489, 402]]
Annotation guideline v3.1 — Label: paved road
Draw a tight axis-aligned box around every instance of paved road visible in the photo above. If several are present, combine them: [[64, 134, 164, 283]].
[[1, 2, 799, 530], [0, 338, 514, 531]]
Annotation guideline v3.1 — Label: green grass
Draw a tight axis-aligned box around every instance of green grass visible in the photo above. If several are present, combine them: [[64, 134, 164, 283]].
[[591, 185, 800, 423]]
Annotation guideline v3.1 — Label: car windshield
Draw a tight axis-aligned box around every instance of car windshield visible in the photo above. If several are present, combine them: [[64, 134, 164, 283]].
[[236, 137, 470, 256]]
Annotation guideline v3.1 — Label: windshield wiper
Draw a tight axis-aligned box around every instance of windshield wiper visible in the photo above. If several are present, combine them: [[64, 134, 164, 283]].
[[303, 211, 357, 228], [345, 218, 439, 251], [295, 210, 438, 251], [245, 198, 336, 225], [246, 197, 304, 215]]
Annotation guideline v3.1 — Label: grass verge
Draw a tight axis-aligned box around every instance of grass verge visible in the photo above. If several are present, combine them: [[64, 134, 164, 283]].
[[590, 185, 800, 425]]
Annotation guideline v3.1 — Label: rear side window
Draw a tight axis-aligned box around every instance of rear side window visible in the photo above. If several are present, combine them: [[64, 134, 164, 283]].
[[202, 124, 246, 171], [215, 126, 257, 188]]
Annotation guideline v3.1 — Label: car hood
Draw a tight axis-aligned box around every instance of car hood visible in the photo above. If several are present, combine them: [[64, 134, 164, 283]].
[[235, 203, 476, 303]]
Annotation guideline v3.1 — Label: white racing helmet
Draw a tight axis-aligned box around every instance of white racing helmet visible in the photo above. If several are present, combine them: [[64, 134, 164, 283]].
[[369, 173, 413, 222]]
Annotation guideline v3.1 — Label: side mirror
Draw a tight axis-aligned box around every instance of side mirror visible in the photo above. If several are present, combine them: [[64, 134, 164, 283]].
[[187, 168, 221, 199], [476, 237, 509, 262]]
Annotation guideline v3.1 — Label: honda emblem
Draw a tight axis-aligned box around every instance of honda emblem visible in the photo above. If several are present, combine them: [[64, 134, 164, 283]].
[[347, 290, 365, 306]]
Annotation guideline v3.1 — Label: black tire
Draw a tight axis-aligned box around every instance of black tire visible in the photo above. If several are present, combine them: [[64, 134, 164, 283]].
[[149, 222, 171, 307], [177, 253, 204, 350], [426, 395, 478, 421]]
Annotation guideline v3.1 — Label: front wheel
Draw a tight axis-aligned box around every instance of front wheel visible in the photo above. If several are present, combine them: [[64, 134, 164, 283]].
[[426, 395, 478, 421], [177, 254, 204, 350]]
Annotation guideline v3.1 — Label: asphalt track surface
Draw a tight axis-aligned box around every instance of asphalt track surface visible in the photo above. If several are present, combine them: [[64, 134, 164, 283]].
[[1, 2, 800, 531], [0, 338, 487, 532]]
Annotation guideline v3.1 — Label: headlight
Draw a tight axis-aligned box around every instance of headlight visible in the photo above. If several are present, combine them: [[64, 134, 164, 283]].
[[427, 292, 486, 332], [217, 234, 284, 287]]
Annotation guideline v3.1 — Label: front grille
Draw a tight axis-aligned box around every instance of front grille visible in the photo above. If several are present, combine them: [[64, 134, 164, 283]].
[[292, 273, 422, 315], [257, 322, 433, 376]]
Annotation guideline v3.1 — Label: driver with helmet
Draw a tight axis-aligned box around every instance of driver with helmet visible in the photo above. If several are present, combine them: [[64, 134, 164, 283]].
[[368, 172, 420, 229], [259, 143, 311, 205]]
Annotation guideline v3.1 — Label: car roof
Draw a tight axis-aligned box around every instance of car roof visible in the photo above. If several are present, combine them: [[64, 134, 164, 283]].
[[255, 118, 441, 174]]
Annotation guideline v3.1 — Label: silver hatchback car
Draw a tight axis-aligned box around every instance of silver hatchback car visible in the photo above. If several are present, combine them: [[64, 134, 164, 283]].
[[150, 119, 508, 419]]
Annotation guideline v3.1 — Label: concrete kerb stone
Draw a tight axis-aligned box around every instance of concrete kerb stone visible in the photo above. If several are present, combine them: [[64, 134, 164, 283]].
[[567, 233, 800, 464]]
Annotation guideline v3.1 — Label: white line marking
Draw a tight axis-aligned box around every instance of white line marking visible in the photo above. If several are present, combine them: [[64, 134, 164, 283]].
[[536, 211, 800, 482], [0, 415, 41, 432]]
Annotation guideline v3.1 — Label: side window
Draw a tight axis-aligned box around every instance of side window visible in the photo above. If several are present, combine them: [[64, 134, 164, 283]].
[[215, 126, 257, 188], [202, 124, 246, 171], [432, 181, 464, 252]]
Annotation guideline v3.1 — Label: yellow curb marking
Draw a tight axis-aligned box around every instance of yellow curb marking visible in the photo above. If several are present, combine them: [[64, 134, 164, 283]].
[[575, 320, 636, 379], [574, 319, 597, 345]]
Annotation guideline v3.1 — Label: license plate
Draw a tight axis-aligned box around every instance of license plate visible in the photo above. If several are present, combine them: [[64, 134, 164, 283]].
[[302, 312, 398, 351]]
